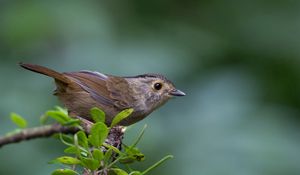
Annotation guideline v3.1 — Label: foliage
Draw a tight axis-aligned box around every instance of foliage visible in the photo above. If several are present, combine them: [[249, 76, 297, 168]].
[[7, 107, 173, 175]]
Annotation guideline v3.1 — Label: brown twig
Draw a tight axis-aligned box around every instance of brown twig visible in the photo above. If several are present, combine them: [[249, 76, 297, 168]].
[[0, 123, 125, 151], [0, 124, 79, 148]]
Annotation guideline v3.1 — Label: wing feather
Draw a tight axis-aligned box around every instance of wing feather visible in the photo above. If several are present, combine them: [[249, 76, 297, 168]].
[[64, 71, 114, 106], [64, 71, 136, 110]]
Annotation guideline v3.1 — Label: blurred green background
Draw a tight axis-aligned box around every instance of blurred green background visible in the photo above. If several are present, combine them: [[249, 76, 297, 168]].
[[1, 0, 300, 174]]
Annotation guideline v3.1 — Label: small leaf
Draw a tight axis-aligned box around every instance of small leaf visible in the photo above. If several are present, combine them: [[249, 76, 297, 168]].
[[88, 122, 109, 147], [46, 110, 70, 124], [119, 157, 135, 164], [52, 169, 78, 175], [92, 149, 104, 162], [10, 113, 27, 129], [111, 108, 134, 127], [112, 168, 129, 175], [55, 134, 74, 146], [104, 148, 113, 164], [53, 156, 81, 165], [81, 157, 100, 171], [63, 119, 81, 127], [103, 143, 123, 155], [55, 106, 68, 115], [76, 131, 88, 148], [64, 146, 78, 154], [41, 107, 68, 125], [120, 147, 145, 164], [90, 107, 105, 123]]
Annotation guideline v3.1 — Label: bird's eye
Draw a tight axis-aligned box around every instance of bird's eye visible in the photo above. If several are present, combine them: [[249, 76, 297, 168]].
[[154, 82, 163, 90]]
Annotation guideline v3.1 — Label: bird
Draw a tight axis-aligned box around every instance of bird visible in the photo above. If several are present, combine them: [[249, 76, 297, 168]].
[[20, 63, 185, 126]]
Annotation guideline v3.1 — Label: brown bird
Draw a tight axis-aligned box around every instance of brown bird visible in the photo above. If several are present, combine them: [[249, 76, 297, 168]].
[[20, 63, 185, 126]]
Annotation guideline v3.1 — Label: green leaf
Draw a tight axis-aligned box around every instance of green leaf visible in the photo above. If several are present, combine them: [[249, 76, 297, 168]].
[[53, 156, 81, 165], [63, 119, 81, 127], [92, 149, 104, 162], [104, 148, 113, 164], [46, 110, 70, 125], [111, 108, 134, 127], [90, 107, 105, 123], [129, 171, 142, 175], [120, 147, 145, 164], [112, 168, 129, 175], [55, 106, 68, 115], [88, 122, 109, 147], [51, 169, 78, 175], [10, 113, 27, 129], [56, 134, 74, 146], [64, 146, 88, 157], [40, 107, 68, 125], [64, 146, 78, 154], [103, 143, 123, 155], [76, 131, 88, 148], [81, 157, 100, 171]]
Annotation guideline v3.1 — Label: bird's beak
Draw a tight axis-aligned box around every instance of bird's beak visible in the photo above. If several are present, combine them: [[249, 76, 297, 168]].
[[169, 89, 186, 96]]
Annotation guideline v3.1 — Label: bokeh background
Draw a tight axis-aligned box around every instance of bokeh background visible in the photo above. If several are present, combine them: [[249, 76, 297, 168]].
[[1, 1, 300, 174]]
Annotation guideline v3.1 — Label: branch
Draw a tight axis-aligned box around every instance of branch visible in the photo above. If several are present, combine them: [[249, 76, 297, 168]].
[[0, 124, 79, 148], [0, 123, 125, 150]]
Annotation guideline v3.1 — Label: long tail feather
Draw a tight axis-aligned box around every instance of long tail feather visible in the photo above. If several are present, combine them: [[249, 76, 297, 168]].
[[19, 63, 69, 83]]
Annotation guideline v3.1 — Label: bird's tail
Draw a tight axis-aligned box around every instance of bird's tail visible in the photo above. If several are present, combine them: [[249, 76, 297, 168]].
[[19, 63, 70, 83]]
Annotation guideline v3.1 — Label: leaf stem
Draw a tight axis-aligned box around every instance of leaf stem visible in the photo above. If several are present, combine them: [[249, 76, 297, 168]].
[[141, 155, 173, 175]]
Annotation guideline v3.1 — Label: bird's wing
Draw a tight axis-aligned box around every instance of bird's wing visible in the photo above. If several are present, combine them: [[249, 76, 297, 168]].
[[64, 71, 115, 106], [64, 71, 134, 109]]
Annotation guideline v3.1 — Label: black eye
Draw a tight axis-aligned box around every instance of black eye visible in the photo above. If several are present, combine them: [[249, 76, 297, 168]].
[[154, 83, 163, 90]]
